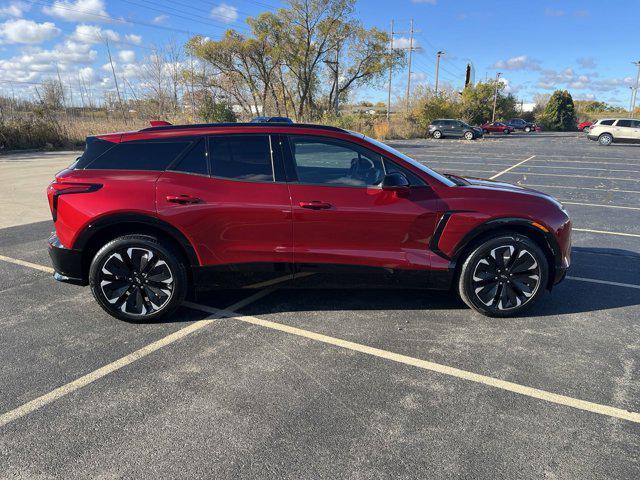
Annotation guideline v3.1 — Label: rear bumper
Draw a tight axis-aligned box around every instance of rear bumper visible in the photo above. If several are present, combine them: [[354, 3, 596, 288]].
[[48, 232, 87, 286], [587, 134, 598, 141]]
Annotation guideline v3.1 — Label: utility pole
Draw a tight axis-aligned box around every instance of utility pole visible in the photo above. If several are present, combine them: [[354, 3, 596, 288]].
[[387, 20, 394, 121], [405, 19, 414, 111], [491, 72, 502, 122], [105, 38, 126, 122], [631, 60, 640, 118], [434, 50, 444, 96]]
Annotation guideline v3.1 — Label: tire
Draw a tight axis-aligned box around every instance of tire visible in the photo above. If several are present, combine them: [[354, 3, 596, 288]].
[[463, 131, 474, 140], [503, 129, 510, 134], [432, 130, 442, 139], [458, 234, 548, 317], [598, 133, 613, 146], [524, 126, 532, 133], [89, 235, 188, 322]]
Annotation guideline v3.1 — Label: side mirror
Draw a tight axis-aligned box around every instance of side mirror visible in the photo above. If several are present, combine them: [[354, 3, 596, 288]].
[[382, 172, 410, 193]]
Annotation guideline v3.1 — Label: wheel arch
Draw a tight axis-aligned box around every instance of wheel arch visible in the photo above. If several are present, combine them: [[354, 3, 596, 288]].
[[449, 218, 560, 290], [75, 213, 200, 282]]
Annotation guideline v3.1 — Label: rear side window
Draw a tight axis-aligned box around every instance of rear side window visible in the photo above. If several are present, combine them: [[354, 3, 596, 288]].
[[170, 139, 207, 175], [85, 141, 191, 170], [209, 135, 273, 182], [74, 137, 116, 169], [600, 119, 615, 126]]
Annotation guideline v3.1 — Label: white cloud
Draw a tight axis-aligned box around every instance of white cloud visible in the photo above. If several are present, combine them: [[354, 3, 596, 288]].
[[492, 55, 541, 71], [69, 24, 119, 43], [152, 14, 168, 24], [545, 8, 565, 17], [576, 57, 596, 69], [0, 1, 29, 17], [0, 19, 60, 44], [43, 0, 110, 23], [125, 33, 142, 45], [118, 49, 135, 62], [393, 37, 420, 49], [210, 3, 238, 23]]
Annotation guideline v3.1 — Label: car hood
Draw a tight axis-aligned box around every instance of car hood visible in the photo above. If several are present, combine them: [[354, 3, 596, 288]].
[[458, 176, 556, 201]]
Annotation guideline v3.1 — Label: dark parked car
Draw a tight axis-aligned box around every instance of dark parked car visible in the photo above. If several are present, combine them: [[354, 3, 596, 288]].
[[429, 119, 484, 140], [481, 122, 515, 134], [251, 116, 294, 123], [48, 122, 570, 321], [505, 118, 536, 133]]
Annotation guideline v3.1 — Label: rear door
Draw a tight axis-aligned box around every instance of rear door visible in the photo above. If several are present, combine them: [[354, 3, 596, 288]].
[[615, 119, 636, 140], [284, 134, 442, 273], [155, 134, 293, 282]]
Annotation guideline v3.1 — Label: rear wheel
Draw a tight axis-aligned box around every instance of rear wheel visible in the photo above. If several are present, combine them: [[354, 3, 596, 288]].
[[89, 235, 187, 322], [503, 129, 510, 134], [598, 133, 613, 146], [432, 130, 442, 139], [458, 234, 548, 317], [464, 131, 474, 140], [524, 126, 532, 133]]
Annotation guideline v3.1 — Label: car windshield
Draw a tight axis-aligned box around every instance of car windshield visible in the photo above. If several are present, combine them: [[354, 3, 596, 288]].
[[361, 135, 457, 187]]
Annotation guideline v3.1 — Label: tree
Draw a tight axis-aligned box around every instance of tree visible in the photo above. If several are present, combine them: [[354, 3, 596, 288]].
[[542, 90, 577, 131], [459, 81, 517, 125], [412, 85, 461, 132], [198, 95, 237, 122], [40, 79, 65, 110]]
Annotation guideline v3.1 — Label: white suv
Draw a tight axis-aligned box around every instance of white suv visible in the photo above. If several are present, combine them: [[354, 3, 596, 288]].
[[588, 118, 640, 146]]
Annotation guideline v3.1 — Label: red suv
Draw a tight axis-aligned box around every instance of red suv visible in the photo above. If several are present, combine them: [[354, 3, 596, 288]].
[[47, 123, 571, 320]]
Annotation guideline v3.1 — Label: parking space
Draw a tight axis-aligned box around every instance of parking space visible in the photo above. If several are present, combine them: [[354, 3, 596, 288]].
[[1, 132, 639, 478]]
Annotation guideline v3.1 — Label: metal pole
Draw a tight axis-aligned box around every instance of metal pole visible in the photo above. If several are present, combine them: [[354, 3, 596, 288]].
[[631, 61, 640, 118], [387, 20, 394, 121], [405, 19, 413, 111], [434, 51, 444, 95], [491, 72, 501, 122]]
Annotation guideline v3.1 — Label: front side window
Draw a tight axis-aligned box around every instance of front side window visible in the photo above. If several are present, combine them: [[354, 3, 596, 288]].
[[616, 119, 632, 127], [209, 135, 274, 182], [84, 141, 191, 170], [289, 136, 384, 187]]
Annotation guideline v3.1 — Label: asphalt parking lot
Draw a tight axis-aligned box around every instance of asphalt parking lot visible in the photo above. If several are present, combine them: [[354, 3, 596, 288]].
[[1, 131, 639, 478]]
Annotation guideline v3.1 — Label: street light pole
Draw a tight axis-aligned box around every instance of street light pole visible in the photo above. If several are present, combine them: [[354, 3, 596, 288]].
[[491, 72, 502, 123], [434, 50, 444, 95], [631, 61, 640, 118], [387, 20, 394, 122]]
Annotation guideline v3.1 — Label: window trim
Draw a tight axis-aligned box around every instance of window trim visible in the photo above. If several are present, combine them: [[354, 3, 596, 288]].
[[207, 133, 277, 184]]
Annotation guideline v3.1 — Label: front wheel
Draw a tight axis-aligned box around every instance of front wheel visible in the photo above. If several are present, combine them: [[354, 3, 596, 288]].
[[89, 235, 188, 322], [524, 126, 532, 133], [432, 130, 442, 139], [503, 129, 510, 134], [464, 131, 474, 140], [458, 234, 548, 317], [598, 133, 613, 146]]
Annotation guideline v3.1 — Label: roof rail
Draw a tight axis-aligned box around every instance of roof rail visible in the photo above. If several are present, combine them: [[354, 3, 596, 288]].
[[138, 122, 349, 133]]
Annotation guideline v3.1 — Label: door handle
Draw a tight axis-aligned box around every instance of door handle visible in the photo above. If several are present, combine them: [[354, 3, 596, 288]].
[[299, 201, 332, 210], [166, 194, 203, 204]]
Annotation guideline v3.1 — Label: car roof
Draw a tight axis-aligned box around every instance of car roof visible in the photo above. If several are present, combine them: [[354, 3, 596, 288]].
[[138, 122, 345, 133]]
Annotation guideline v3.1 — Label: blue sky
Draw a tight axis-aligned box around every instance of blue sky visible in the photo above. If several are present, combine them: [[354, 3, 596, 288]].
[[0, 0, 637, 106]]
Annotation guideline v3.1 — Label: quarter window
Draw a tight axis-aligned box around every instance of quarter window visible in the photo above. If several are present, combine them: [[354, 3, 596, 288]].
[[289, 136, 385, 187], [85, 141, 191, 170], [383, 159, 427, 186], [209, 135, 274, 182]]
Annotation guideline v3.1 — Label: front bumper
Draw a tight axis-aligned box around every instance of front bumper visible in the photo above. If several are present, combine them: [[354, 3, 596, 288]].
[[48, 232, 87, 286]]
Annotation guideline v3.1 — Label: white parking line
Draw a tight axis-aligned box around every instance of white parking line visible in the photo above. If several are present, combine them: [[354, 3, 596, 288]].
[[0, 255, 54, 273], [0, 287, 277, 428], [567, 276, 640, 290], [501, 171, 640, 182], [522, 184, 640, 195], [561, 201, 640, 211], [573, 228, 640, 238], [425, 162, 640, 174], [181, 304, 640, 425], [490, 155, 536, 180]]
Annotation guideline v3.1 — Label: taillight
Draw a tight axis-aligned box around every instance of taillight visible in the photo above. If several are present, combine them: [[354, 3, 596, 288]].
[[47, 182, 102, 221]]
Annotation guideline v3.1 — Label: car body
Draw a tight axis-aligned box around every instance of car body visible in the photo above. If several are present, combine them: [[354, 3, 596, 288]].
[[505, 118, 536, 133], [481, 122, 515, 134], [429, 119, 484, 140], [48, 122, 571, 320], [250, 116, 294, 123], [587, 118, 640, 145], [578, 121, 593, 132]]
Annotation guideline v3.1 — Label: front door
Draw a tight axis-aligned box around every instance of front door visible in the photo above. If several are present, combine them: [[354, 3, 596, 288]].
[[156, 135, 293, 285], [284, 135, 442, 274]]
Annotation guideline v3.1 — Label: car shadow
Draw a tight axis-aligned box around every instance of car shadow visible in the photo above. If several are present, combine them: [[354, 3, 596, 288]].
[[185, 246, 640, 321]]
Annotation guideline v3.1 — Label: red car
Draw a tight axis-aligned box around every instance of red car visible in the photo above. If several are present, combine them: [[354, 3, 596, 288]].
[[481, 122, 515, 134], [578, 121, 592, 132], [48, 122, 571, 320]]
